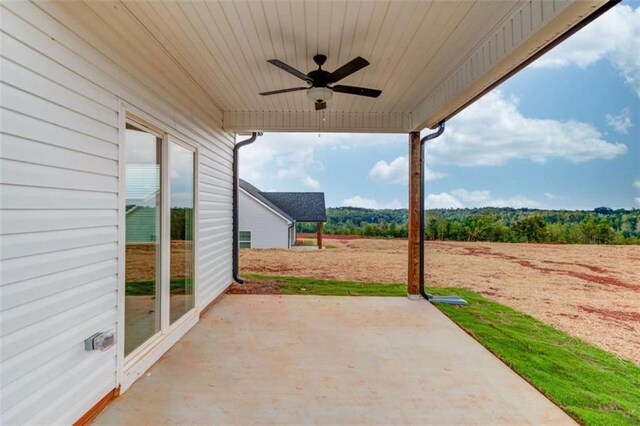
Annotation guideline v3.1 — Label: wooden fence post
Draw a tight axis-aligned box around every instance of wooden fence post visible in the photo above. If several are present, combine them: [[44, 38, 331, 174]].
[[317, 222, 324, 249]]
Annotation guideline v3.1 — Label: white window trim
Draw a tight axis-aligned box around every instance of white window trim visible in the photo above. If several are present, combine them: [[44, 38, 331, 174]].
[[117, 103, 199, 393], [167, 134, 199, 324]]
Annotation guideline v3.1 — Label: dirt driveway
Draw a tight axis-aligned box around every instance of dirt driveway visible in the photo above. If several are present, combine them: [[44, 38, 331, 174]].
[[240, 238, 640, 364]]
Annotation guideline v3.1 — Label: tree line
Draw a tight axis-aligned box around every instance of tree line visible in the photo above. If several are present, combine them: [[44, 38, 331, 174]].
[[125, 206, 194, 241], [170, 208, 194, 240], [296, 207, 640, 244]]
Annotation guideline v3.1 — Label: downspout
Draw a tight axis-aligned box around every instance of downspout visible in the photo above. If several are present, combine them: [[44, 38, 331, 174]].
[[287, 222, 295, 249], [233, 132, 260, 284], [419, 122, 467, 305]]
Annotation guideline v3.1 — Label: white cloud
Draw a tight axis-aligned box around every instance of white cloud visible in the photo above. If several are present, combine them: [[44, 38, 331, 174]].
[[342, 189, 543, 209], [450, 189, 491, 204], [303, 176, 320, 190], [240, 132, 401, 189], [532, 5, 640, 96], [369, 157, 406, 184], [425, 193, 464, 209], [369, 156, 446, 184], [342, 195, 403, 209], [482, 195, 542, 209], [636, 197, 640, 207], [544, 192, 571, 203], [428, 91, 627, 166], [634, 180, 640, 190], [606, 108, 633, 134], [239, 140, 277, 183], [240, 135, 320, 189], [426, 189, 542, 209]]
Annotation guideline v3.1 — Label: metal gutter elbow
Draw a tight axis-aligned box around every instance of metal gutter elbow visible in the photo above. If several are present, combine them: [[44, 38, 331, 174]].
[[233, 132, 261, 284]]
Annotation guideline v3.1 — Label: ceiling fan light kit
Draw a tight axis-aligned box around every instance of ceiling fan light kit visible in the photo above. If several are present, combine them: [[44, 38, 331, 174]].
[[260, 54, 382, 111], [306, 87, 333, 104]]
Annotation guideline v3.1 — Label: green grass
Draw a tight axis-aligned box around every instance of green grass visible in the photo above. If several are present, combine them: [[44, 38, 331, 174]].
[[126, 278, 192, 295], [243, 273, 640, 426]]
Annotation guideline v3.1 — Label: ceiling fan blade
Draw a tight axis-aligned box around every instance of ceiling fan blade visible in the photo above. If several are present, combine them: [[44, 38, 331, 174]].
[[267, 59, 312, 82], [329, 56, 369, 83], [259, 87, 308, 96], [315, 101, 327, 111], [332, 85, 381, 98]]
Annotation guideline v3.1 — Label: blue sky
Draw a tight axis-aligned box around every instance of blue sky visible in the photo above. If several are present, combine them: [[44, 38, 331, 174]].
[[241, 1, 640, 210]]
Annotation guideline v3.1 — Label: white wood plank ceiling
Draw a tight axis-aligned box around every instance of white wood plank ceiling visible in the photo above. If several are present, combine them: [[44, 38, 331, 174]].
[[53, 0, 610, 133]]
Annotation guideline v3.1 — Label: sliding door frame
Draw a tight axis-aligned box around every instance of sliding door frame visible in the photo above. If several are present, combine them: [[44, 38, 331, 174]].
[[167, 134, 199, 321], [116, 103, 199, 393]]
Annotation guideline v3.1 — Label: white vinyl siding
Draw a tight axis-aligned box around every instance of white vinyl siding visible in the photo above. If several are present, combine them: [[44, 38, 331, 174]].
[[0, 2, 233, 424], [239, 190, 292, 249]]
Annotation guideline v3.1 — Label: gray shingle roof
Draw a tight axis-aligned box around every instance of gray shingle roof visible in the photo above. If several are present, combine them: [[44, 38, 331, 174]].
[[262, 192, 326, 222], [239, 179, 294, 222], [239, 179, 326, 222]]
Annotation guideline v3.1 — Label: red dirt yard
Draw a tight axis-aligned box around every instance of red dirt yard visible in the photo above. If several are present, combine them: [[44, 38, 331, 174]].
[[240, 238, 640, 365]]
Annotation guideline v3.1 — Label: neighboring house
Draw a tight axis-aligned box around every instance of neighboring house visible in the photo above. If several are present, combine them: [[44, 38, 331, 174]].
[[239, 179, 326, 249], [0, 1, 612, 424], [124, 206, 157, 243]]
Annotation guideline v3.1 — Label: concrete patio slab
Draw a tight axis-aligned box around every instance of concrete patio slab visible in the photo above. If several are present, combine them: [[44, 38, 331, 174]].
[[95, 295, 575, 425]]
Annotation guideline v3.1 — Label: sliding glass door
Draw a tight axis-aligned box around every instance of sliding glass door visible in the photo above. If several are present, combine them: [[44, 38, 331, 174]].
[[124, 123, 162, 356], [169, 142, 195, 324], [124, 120, 197, 358]]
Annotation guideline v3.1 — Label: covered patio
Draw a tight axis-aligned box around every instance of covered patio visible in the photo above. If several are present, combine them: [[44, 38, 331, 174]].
[[95, 295, 574, 425], [0, 0, 621, 423]]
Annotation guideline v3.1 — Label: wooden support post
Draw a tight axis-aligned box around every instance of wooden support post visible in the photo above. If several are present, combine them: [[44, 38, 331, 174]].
[[317, 222, 324, 249], [407, 131, 421, 298]]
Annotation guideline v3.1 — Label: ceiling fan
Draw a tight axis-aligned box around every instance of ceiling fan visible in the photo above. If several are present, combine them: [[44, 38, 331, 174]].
[[260, 54, 382, 110]]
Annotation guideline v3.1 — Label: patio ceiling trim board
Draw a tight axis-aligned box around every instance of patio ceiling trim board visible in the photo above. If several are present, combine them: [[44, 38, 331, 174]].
[[224, 110, 413, 134]]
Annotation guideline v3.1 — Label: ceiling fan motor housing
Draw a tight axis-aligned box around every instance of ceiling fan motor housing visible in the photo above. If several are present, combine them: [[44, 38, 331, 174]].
[[260, 54, 381, 109], [306, 69, 331, 87]]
